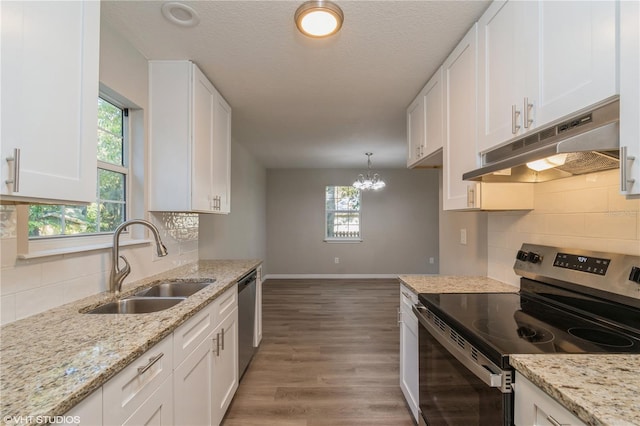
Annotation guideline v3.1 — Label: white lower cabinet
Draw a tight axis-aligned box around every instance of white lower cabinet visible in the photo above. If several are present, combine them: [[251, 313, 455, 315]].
[[62, 388, 102, 426], [103, 336, 174, 425], [174, 333, 215, 425], [211, 308, 239, 426], [514, 372, 586, 426], [122, 375, 174, 426], [399, 284, 419, 423]]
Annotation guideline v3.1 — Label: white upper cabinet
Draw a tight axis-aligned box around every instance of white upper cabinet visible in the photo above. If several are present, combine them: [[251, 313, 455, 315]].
[[477, 0, 618, 153], [1, 1, 100, 204], [149, 61, 231, 214], [407, 67, 444, 168], [620, 0, 640, 197], [443, 24, 480, 210]]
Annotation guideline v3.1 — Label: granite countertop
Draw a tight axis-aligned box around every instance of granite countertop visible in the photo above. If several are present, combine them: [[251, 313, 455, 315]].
[[398, 274, 519, 294], [0, 259, 261, 424], [511, 354, 640, 426]]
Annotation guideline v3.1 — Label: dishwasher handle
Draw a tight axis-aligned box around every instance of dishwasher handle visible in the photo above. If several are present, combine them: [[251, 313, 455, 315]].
[[238, 269, 257, 292]]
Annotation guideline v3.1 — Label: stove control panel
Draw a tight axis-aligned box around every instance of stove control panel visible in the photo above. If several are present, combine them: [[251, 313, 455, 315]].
[[553, 253, 610, 275], [629, 266, 640, 284], [516, 250, 542, 264]]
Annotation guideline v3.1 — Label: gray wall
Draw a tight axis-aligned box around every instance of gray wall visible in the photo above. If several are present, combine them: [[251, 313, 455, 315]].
[[438, 170, 488, 275], [266, 168, 439, 276], [199, 140, 267, 262]]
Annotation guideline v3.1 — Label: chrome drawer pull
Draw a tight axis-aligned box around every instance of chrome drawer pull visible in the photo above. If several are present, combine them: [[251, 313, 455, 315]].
[[5, 148, 20, 192], [137, 353, 164, 375], [221, 327, 225, 351], [214, 333, 220, 356]]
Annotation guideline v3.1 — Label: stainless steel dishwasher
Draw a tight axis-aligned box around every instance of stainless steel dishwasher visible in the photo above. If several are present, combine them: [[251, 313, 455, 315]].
[[237, 269, 257, 379]]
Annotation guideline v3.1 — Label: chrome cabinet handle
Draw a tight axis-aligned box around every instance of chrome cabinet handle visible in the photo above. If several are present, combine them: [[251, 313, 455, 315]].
[[620, 146, 636, 192], [213, 333, 220, 356], [512, 104, 521, 134], [523, 97, 533, 129], [401, 290, 413, 299], [546, 415, 567, 426], [397, 307, 401, 326], [5, 148, 20, 192], [221, 327, 225, 351], [467, 185, 476, 208], [137, 352, 164, 375]]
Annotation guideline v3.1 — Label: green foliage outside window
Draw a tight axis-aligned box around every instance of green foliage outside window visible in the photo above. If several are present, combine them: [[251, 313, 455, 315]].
[[28, 98, 127, 237]]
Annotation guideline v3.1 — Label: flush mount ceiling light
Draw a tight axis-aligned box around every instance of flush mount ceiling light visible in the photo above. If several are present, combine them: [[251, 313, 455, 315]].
[[161, 2, 200, 27], [295, 0, 344, 38], [353, 153, 386, 191]]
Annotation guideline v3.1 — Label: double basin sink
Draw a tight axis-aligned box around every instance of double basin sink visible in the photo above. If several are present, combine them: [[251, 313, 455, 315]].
[[85, 280, 215, 314]]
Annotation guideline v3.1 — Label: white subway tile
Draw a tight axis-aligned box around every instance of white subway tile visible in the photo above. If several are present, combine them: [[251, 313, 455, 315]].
[[1, 238, 17, 268], [0, 263, 42, 295], [605, 239, 640, 256], [41, 252, 105, 286], [584, 212, 637, 240], [15, 282, 66, 320], [63, 273, 104, 304], [608, 186, 640, 214], [543, 214, 586, 236]]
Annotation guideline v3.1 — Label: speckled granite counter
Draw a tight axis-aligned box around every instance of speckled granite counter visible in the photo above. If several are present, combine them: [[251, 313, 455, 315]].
[[511, 354, 640, 426], [0, 259, 261, 425], [399, 274, 518, 294]]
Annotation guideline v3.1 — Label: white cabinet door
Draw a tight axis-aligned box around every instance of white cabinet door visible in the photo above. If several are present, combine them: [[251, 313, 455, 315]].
[[443, 24, 480, 211], [254, 265, 263, 347], [212, 93, 231, 214], [122, 375, 174, 426], [531, 1, 618, 127], [149, 60, 231, 213], [399, 285, 419, 423], [407, 67, 444, 168], [620, 0, 640, 196], [407, 93, 426, 166], [212, 307, 239, 426], [0, 1, 99, 203], [174, 334, 214, 426], [477, 0, 528, 152], [514, 372, 586, 426], [103, 336, 173, 426], [62, 388, 102, 426], [192, 65, 216, 212]]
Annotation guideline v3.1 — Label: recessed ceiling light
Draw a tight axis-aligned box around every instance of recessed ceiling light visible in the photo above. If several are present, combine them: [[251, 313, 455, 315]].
[[295, 0, 344, 38], [161, 2, 200, 28]]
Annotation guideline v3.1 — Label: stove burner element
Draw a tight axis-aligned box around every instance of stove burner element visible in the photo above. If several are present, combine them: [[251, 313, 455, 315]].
[[567, 327, 634, 348], [472, 319, 554, 344]]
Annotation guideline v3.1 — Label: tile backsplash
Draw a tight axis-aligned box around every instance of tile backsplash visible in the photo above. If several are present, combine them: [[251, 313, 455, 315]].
[[0, 209, 199, 325], [488, 170, 640, 286]]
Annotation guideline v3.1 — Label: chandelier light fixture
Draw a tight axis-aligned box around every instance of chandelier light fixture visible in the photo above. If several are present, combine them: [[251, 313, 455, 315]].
[[294, 0, 344, 38], [353, 153, 386, 191]]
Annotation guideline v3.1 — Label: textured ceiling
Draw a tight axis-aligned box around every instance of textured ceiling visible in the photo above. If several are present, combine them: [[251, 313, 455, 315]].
[[101, 1, 490, 168]]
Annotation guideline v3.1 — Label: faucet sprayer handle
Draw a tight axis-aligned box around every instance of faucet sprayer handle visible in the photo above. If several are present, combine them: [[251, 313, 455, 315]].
[[118, 255, 131, 277]]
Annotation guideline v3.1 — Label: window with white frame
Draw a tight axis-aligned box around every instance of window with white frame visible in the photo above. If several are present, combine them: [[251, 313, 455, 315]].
[[325, 185, 361, 241], [28, 97, 129, 238]]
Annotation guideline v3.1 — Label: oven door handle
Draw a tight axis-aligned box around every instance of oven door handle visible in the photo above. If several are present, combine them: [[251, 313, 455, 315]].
[[412, 304, 505, 390]]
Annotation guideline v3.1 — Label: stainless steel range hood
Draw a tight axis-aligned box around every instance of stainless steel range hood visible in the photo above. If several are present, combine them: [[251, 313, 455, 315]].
[[463, 100, 620, 183]]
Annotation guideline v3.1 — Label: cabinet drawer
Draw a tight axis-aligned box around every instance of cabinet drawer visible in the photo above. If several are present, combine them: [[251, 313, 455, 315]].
[[173, 301, 217, 368], [103, 335, 173, 426], [400, 284, 418, 312], [213, 284, 238, 324]]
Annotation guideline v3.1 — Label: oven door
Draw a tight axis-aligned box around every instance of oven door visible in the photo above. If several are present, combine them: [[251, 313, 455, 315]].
[[413, 304, 513, 426]]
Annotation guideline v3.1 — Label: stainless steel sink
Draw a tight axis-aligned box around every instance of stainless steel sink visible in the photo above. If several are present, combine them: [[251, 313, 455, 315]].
[[133, 280, 214, 298], [85, 297, 185, 314]]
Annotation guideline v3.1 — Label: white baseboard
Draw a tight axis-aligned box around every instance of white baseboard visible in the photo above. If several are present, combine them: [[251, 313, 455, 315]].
[[263, 274, 399, 280]]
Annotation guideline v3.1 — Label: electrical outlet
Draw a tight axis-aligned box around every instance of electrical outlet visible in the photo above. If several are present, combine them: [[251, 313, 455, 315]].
[[429, 257, 435, 264], [460, 229, 467, 245], [334, 257, 340, 264]]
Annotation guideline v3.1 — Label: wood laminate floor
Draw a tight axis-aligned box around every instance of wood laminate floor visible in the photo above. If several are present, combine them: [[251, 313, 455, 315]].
[[222, 279, 414, 426]]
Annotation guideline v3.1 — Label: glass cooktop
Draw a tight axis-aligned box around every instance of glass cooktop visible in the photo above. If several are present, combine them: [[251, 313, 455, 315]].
[[418, 292, 640, 368]]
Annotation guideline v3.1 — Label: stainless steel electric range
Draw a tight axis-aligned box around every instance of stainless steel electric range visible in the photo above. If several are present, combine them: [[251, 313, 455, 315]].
[[413, 243, 640, 426]]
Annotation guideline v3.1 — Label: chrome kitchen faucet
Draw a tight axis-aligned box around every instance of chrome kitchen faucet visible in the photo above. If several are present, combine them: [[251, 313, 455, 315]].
[[109, 219, 168, 296]]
